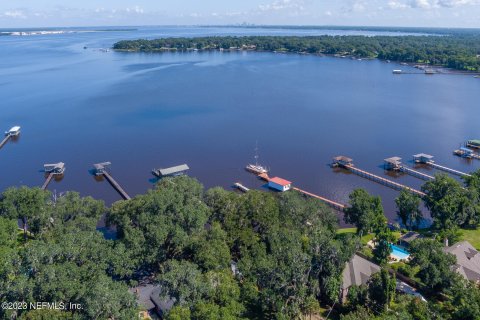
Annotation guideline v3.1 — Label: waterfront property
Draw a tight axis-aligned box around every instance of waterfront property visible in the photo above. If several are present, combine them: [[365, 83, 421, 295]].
[[268, 177, 292, 192], [333, 156, 425, 197], [444, 241, 480, 283], [152, 164, 189, 178], [93, 162, 131, 200], [341, 254, 381, 302]]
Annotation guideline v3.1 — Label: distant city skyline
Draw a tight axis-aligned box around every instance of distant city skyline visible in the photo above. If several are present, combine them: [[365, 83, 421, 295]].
[[1, 0, 479, 28]]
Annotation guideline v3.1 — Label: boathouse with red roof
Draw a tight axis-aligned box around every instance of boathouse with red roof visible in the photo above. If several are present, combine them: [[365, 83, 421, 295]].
[[268, 177, 292, 192]]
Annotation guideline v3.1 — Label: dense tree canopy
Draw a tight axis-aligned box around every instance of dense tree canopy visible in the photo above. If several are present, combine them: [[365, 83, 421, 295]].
[[113, 34, 480, 71]]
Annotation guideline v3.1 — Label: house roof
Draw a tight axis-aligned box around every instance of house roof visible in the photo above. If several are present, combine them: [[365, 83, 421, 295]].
[[342, 254, 381, 289], [413, 153, 434, 159], [269, 177, 292, 186], [334, 156, 353, 163], [444, 241, 480, 282], [384, 157, 402, 165], [400, 231, 423, 244]]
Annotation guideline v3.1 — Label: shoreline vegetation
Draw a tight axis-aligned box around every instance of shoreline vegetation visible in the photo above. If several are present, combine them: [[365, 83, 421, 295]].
[[113, 35, 480, 72], [3, 170, 480, 319]]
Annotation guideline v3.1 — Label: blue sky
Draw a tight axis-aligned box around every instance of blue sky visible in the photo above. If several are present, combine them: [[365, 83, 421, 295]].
[[1, 0, 479, 28]]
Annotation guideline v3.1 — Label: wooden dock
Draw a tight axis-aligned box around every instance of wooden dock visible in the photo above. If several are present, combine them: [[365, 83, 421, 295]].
[[93, 162, 131, 200], [103, 171, 131, 200], [42, 173, 54, 190], [384, 157, 434, 181], [292, 187, 346, 211], [247, 168, 345, 211], [41, 162, 65, 190], [428, 162, 471, 178], [413, 153, 471, 178], [234, 182, 250, 193], [0, 136, 10, 149], [334, 156, 426, 197]]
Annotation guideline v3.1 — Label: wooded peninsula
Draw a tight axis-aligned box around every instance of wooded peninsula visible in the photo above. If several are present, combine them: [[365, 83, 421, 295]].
[[113, 34, 480, 72]]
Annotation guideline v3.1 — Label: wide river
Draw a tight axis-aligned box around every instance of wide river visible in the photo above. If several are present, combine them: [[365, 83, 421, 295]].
[[1, 26, 479, 225]]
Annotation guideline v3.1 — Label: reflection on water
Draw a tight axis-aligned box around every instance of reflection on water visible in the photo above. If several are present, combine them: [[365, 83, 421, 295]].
[[1, 26, 479, 227]]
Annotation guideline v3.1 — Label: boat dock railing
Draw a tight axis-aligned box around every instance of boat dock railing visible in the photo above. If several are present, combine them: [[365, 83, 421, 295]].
[[292, 187, 346, 211], [41, 162, 65, 190], [334, 156, 426, 197], [93, 162, 131, 200], [246, 166, 345, 211], [384, 157, 434, 181], [413, 153, 471, 177]]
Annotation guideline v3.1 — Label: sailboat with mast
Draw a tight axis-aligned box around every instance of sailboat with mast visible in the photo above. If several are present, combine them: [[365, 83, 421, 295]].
[[246, 142, 269, 174]]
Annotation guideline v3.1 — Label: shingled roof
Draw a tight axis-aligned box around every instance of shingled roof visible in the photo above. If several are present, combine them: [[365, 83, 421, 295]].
[[444, 241, 480, 282], [342, 254, 381, 289]]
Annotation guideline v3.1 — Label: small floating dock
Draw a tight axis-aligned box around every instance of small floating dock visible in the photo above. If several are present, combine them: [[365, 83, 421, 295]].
[[152, 164, 189, 178], [93, 162, 131, 200], [333, 156, 425, 197], [0, 126, 20, 149], [413, 153, 471, 177], [234, 182, 250, 193], [42, 162, 65, 190], [384, 157, 434, 181]]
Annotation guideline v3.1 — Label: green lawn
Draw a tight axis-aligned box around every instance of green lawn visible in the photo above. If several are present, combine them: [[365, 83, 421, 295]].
[[337, 227, 401, 245], [459, 228, 480, 250]]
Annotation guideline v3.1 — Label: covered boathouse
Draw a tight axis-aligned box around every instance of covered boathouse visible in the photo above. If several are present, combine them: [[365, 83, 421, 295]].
[[152, 164, 190, 178], [268, 177, 292, 192]]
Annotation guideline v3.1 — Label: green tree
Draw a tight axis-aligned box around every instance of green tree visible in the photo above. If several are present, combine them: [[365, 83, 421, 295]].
[[422, 173, 474, 229], [372, 228, 395, 265], [409, 238, 456, 291], [0, 187, 51, 240], [344, 189, 386, 235], [367, 268, 396, 312], [395, 189, 423, 230]]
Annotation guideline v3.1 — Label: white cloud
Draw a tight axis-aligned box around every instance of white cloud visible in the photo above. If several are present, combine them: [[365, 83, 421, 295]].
[[389, 0, 479, 9], [2, 10, 27, 19], [258, 0, 306, 12]]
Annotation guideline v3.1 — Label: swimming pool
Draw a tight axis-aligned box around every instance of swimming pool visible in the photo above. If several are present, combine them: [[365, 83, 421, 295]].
[[390, 244, 410, 260]]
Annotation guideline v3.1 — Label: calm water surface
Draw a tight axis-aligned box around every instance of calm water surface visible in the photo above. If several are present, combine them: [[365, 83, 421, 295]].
[[1, 26, 479, 225]]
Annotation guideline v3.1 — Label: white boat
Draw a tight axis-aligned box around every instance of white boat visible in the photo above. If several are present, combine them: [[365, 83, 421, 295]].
[[392, 69, 402, 74], [246, 142, 269, 174], [246, 164, 268, 174]]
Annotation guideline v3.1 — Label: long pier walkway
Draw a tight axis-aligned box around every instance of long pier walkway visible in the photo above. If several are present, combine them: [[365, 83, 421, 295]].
[[384, 157, 434, 181], [103, 171, 131, 200], [292, 187, 346, 211], [41, 173, 54, 190], [0, 136, 11, 149], [93, 162, 131, 200], [334, 156, 426, 197], [414, 153, 471, 178]]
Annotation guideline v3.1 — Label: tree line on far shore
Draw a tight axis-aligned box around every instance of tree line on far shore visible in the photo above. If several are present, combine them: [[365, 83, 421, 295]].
[[113, 35, 480, 72]]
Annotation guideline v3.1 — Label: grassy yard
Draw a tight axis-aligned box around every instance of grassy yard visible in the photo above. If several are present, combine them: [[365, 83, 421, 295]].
[[337, 227, 401, 245], [459, 228, 480, 250]]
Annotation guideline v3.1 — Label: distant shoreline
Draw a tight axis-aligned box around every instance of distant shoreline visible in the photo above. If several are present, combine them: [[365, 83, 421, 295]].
[[112, 35, 480, 73]]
